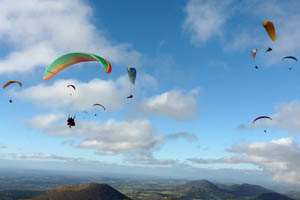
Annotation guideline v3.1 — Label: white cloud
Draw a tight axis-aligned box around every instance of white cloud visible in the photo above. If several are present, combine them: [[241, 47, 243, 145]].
[[126, 151, 176, 166], [77, 119, 163, 155], [9, 153, 85, 163], [165, 131, 198, 142], [28, 115, 164, 155], [183, 0, 232, 45], [12, 78, 130, 112], [188, 137, 300, 185], [29, 113, 65, 129], [137, 89, 199, 120], [27, 113, 198, 165], [0, 0, 141, 74]]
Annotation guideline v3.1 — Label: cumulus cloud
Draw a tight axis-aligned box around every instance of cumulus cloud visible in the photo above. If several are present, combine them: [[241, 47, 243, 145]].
[[183, 0, 232, 45], [28, 114, 164, 155], [188, 137, 300, 185], [137, 89, 199, 120], [0, 0, 141, 74], [165, 131, 198, 142], [239, 100, 300, 133], [126, 151, 176, 166], [77, 119, 163, 155], [12, 78, 130, 111], [9, 153, 86, 163], [27, 113, 198, 165]]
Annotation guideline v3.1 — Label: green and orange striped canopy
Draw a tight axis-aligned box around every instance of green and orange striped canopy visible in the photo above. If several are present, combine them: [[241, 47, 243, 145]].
[[43, 52, 111, 80]]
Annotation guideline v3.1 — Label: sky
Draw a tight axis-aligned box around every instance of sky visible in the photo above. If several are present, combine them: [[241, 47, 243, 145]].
[[2, 0, 300, 186]]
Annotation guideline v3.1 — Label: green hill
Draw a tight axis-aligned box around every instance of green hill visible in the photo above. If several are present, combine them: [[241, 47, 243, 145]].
[[33, 183, 131, 200]]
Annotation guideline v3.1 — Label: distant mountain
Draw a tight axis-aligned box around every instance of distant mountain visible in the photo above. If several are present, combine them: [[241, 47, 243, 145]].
[[230, 183, 272, 197], [175, 179, 236, 200], [32, 183, 131, 200], [174, 180, 294, 200], [254, 192, 294, 200], [285, 191, 300, 200]]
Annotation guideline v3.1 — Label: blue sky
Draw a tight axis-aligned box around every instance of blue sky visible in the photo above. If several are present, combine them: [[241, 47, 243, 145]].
[[2, 0, 300, 186]]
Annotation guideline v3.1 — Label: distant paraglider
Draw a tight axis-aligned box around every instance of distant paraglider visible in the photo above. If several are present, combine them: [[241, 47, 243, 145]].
[[3, 81, 23, 103], [253, 116, 272, 124], [282, 56, 298, 61], [251, 49, 258, 60], [67, 84, 76, 96], [255, 66, 259, 70], [67, 85, 76, 90], [93, 104, 106, 111], [253, 116, 272, 134], [262, 21, 276, 41], [43, 52, 112, 80], [67, 115, 76, 128], [127, 67, 136, 85], [127, 94, 133, 99], [266, 47, 272, 52], [3, 81, 22, 88], [282, 56, 298, 70]]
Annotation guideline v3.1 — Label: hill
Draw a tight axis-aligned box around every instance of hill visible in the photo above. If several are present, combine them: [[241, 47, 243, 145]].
[[230, 183, 272, 197], [175, 180, 236, 199], [174, 180, 295, 200], [254, 192, 294, 200], [32, 183, 131, 200]]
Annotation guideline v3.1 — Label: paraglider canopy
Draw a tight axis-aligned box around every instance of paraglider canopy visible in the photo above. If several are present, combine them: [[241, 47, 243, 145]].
[[43, 52, 112, 80], [3, 81, 22, 88], [251, 49, 258, 60], [253, 116, 272, 124], [93, 103, 106, 111], [67, 84, 76, 90], [127, 67, 136, 85], [262, 21, 276, 41], [127, 94, 133, 99], [281, 56, 298, 61]]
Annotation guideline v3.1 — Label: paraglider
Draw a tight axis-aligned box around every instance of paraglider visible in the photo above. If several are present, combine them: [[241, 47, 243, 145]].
[[266, 47, 272, 52], [3, 81, 22, 103], [67, 115, 76, 128], [43, 52, 112, 80], [127, 94, 133, 99], [253, 116, 272, 134], [282, 56, 298, 61], [93, 104, 106, 111], [262, 21, 276, 41], [253, 116, 272, 124], [282, 56, 298, 70], [127, 67, 136, 85], [67, 84, 76, 96], [67, 85, 76, 90], [251, 49, 258, 60], [3, 81, 22, 88], [255, 66, 259, 70]]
